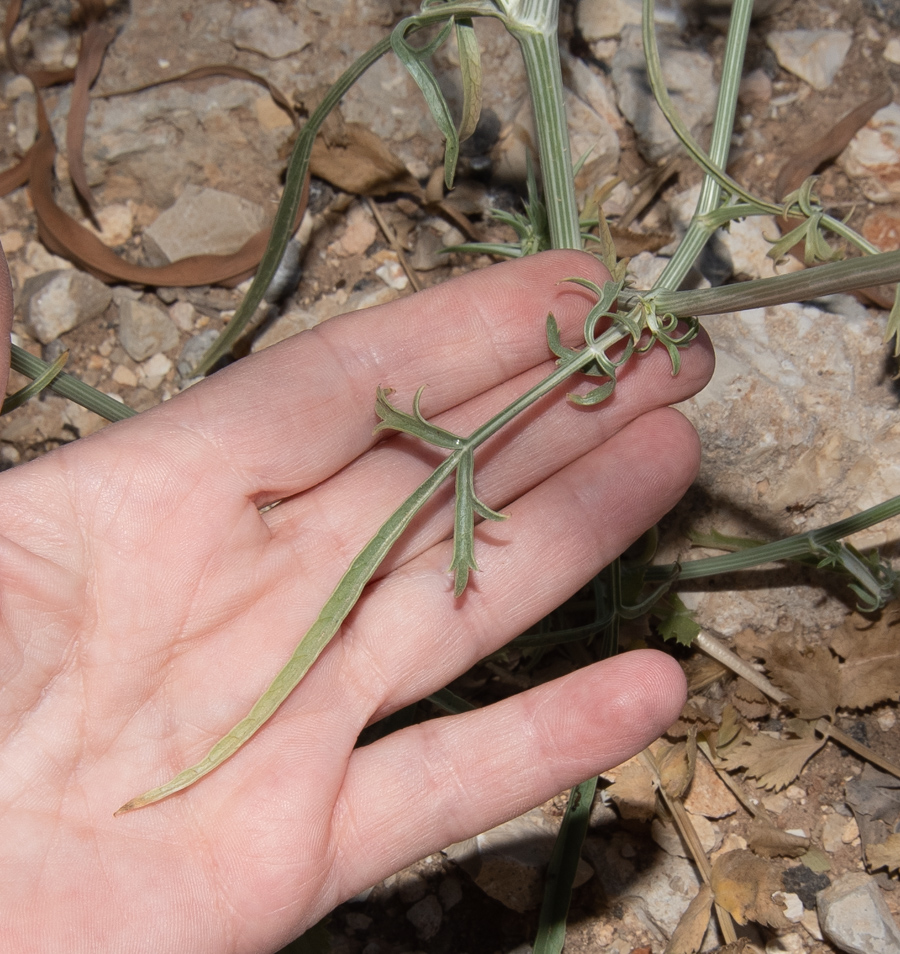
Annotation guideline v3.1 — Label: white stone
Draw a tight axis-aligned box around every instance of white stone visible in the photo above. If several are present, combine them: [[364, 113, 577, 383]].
[[112, 364, 138, 388], [773, 892, 805, 923], [577, 0, 642, 40], [885, 38, 900, 65], [168, 301, 196, 332], [117, 300, 180, 362], [718, 215, 805, 281], [577, 0, 682, 40], [138, 352, 173, 390], [767, 30, 852, 91], [228, 1, 310, 59], [840, 104, 900, 203], [144, 185, 267, 262], [818, 872, 900, 954], [22, 270, 113, 344], [84, 203, 134, 247], [405, 895, 442, 941], [375, 260, 409, 291]]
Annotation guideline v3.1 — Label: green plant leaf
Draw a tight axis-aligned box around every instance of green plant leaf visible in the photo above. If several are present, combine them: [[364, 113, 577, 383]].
[[885, 284, 900, 360], [2, 348, 69, 415], [455, 16, 483, 142], [391, 19, 460, 187], [374, 386, 463, 449], [654, 593, 701, 647], [449, 449, 506, 597], [533, 778, 598, 954]]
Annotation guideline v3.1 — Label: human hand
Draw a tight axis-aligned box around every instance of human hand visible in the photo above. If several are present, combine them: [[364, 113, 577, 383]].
[[0, 250, 713, 952]]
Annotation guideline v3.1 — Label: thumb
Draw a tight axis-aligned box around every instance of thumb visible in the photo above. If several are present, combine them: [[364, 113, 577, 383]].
[[0, 243, 11, 397]]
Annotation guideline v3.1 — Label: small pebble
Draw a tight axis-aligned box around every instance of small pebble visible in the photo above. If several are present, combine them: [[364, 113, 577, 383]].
[[112, 365, 138, 388], [375, 260, 408, 290]]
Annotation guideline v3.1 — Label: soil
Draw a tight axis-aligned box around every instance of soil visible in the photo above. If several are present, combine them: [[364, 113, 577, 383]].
[[1, 1, 899, 953]]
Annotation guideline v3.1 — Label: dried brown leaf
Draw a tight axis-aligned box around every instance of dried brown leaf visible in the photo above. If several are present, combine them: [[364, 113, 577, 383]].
[[660, 732, 697, 801], [668, 699, 717, 740], [866, 833, 900, 873], [710, 850, 790, 929], [664, 883, 713, 954], [718, 723, 825, 792], [601, 755, 656, 821], [732, 678, 770, 720], [745, 819, 810, 858], [830, 612, 900, 711], [765, 642, 841, 719], [714, 704, 745, 756], [684, 656, 729, 694], [310, 123, 421, 197], [608, 223, 671, 259]]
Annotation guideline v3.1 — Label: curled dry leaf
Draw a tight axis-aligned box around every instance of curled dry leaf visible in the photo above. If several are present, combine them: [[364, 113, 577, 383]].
[[710, 850, 790, 929], [664, 883, 713, 954], [310, 122, 422, 197], [745, 819, 810, 859], [667, 698, 717, 740], [659, 732, 697, 801]]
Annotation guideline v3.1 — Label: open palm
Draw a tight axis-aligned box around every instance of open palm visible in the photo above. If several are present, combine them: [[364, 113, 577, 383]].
[[0, 250, 713, 953]]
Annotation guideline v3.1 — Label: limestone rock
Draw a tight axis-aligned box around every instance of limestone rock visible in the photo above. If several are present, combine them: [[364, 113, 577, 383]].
[[405, 895, 442, 941], [228, 1, 310, 60], [118, 299, 180, 362], [767, 29, 852, 91], [577, 0, 643, 40], [674, 292, 900, 636], [21, 270, 113, 344], [817, 872, 900, 954], [144, 186, 267, 263], [840, 104, 900, 204]]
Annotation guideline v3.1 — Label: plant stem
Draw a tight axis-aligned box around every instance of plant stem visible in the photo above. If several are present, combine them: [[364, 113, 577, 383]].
[[621, 248, 900, 316], [644, 494, 900, 581], [651, 0, 753, 291], [10, 344, 135, 422], [191, 35, 395, 376], [508, 22, 581, 249]]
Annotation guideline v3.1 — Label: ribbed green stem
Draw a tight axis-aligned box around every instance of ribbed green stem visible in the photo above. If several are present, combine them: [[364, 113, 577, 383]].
[[620, 249, 900, 317], [509, 23, 581, 250], [652, 0, 753, 291], [10, 344, 136, 422], [645, 494, 900, 581], [191, 35, 395, 376]]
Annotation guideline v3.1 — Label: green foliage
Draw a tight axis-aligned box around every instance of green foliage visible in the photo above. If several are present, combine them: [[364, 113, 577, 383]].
[[654, 592, 701, 648]]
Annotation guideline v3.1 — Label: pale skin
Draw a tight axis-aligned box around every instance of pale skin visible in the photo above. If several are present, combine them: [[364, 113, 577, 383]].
[[0, 249, 713, 953]]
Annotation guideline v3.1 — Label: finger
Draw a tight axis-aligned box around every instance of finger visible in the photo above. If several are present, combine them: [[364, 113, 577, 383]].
[[0, 242, 12, 396], [332, 648, 686, 899], [283, 406, 699, 734], [133, 251, 614, 500]]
